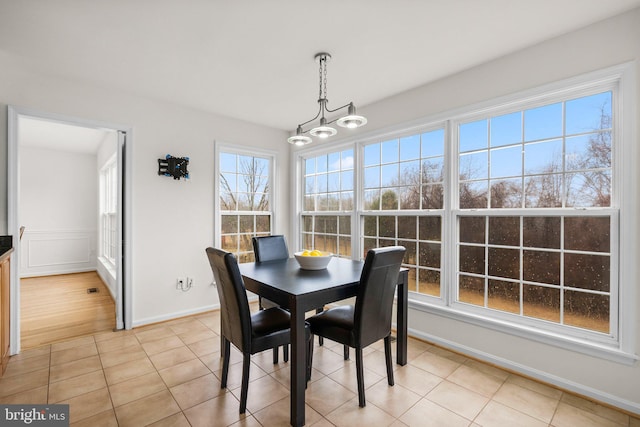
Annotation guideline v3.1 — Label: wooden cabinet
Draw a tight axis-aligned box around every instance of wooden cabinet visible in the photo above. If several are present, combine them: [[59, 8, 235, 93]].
[[0, 249, 11, 377]]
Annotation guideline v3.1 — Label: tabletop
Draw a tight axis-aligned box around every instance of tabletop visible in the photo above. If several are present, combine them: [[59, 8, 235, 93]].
[[238, 256, 364, 301]]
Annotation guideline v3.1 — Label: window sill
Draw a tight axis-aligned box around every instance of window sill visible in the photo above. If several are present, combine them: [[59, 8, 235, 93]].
[[408, 299, 638, 365], [98, 257, 116, 279]]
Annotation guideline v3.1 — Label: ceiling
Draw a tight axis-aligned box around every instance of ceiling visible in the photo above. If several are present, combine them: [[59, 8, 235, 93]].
[[19, 117, 114, 154], [2, 0, 639, 133]]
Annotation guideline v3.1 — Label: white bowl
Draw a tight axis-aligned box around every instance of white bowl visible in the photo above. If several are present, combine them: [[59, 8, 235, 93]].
[[294, 251, 333, 270]]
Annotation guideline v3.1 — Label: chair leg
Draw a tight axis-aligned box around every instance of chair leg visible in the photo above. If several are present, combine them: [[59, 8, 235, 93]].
[[384, 336, 394, 386], [343, 345, 349, 360], [307, 335, 314, 382], [355, 347, 366, 407], [221, 338, 231, 389], [273, 347, 279, 364], [283, 344, 289, 362], [239, 354, 251, 413], [316, 308, 324, 346]]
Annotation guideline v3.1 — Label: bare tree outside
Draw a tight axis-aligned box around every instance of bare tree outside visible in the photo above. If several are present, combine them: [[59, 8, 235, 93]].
[[220, 156, 269, 212], [219, 154, 272, 261]]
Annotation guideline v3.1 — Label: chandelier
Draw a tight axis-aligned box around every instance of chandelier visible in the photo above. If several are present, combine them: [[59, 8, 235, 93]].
[[287, 52, 367, 146]]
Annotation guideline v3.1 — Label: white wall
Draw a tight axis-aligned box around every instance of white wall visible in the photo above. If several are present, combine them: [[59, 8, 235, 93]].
[[19, 146, 98, 277], [310, 7, 640, 415], [0, 54, 289, 326]]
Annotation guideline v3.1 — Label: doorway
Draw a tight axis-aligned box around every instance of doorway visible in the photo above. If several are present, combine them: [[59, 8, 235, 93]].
[[7, 106, 132, 354]]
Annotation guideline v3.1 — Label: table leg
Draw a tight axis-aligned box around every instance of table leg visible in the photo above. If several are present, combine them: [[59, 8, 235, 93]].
[[290, 297, 306, 426], [396, 269, 408, 366]]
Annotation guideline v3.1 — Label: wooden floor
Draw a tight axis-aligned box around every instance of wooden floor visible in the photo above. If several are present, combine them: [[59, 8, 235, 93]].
[[20, 271, 116, 349]]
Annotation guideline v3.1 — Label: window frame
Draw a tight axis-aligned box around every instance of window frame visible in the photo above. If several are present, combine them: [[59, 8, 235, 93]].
[[99, 154, 118, 268], [214, 142, 278, 261], [292, 63, 636, 363], [448, 79, 620, 348]]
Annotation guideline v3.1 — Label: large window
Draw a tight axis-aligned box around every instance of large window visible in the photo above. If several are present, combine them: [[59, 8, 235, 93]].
[[217, 147, 274, 262], [297, 66, 633, 355], [455, 91, 614, 335]]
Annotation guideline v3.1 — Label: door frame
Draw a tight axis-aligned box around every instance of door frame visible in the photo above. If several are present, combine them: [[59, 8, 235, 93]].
[[7, 105, 133, 354]]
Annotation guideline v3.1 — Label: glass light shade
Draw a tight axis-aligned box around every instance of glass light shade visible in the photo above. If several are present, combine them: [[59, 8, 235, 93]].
[[309, 125, 337, 138], [287, 134, 312, 146], [336, 114, 367, 129]]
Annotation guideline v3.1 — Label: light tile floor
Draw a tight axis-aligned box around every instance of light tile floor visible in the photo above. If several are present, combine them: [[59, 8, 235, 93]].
[[1, 308, 638, 426]]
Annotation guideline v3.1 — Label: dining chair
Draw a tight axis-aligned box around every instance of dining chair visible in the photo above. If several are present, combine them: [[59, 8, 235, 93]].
[[252, 235, 328, 353], [205, 247, 311, 413], [252, 235, 291, 363], [252, 235, 289, 310], [306, 245, 406, 407]]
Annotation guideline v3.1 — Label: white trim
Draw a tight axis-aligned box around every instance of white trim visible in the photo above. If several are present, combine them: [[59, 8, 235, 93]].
[[291, 149, 303, 252], [7, 106, 19, 355], [409, 299, 636, 364], [20, 267, 97, 278], [19, 228, 97, 234], [132, 304, 220, 328], [26, 235, 91, 267], [614, 61, 637, 357], [409, 327, 640, 415]]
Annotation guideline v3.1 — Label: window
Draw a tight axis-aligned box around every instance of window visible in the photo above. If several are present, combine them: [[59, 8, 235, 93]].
[[301, 149, 354, 257], [216, 146, 274, 262], [455, 91, 615, 336], [458, 92, 612, 209], [360, 129, 445, 297], [296, 65, 633, 356], [363, 131, 444, 211], [99, 156, 117, 267]]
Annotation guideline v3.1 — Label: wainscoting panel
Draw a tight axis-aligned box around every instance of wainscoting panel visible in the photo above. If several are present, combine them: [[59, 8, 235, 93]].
[[20, 229, 97, 277]]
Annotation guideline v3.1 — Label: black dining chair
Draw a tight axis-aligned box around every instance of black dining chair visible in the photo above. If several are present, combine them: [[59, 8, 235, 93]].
[[252, 235, 291, 363], [205, 247, 311, 413], [252, 235, 289, 311], [307, 246, 406, 407], [252, 235, 328, 353]]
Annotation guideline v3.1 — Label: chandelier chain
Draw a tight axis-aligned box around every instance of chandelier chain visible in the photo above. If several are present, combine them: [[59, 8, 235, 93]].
[[323, 56, 328, 101], [318, 57, 323, 99]]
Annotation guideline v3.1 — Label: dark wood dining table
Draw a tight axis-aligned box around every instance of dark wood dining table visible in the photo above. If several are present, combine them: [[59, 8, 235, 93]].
[[238, 256, 408, 427]]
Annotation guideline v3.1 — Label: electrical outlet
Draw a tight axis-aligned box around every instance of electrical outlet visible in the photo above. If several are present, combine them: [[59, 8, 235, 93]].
[[176, 277, 186, 290]]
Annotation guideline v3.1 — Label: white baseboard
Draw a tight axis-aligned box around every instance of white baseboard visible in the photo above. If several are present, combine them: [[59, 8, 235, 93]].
[[132, 304, 220, 328], [409, 328, 640, 416], [20, 267, 97, 278]]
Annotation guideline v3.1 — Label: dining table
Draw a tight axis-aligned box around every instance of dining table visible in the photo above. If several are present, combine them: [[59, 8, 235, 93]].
[[238, 256, 409, 427]]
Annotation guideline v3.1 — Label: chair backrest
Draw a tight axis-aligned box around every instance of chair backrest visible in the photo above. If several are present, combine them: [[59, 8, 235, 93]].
[[205, 247, 252, 352], [252, 235, 289, 262], [354, 246, 406, 347]]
